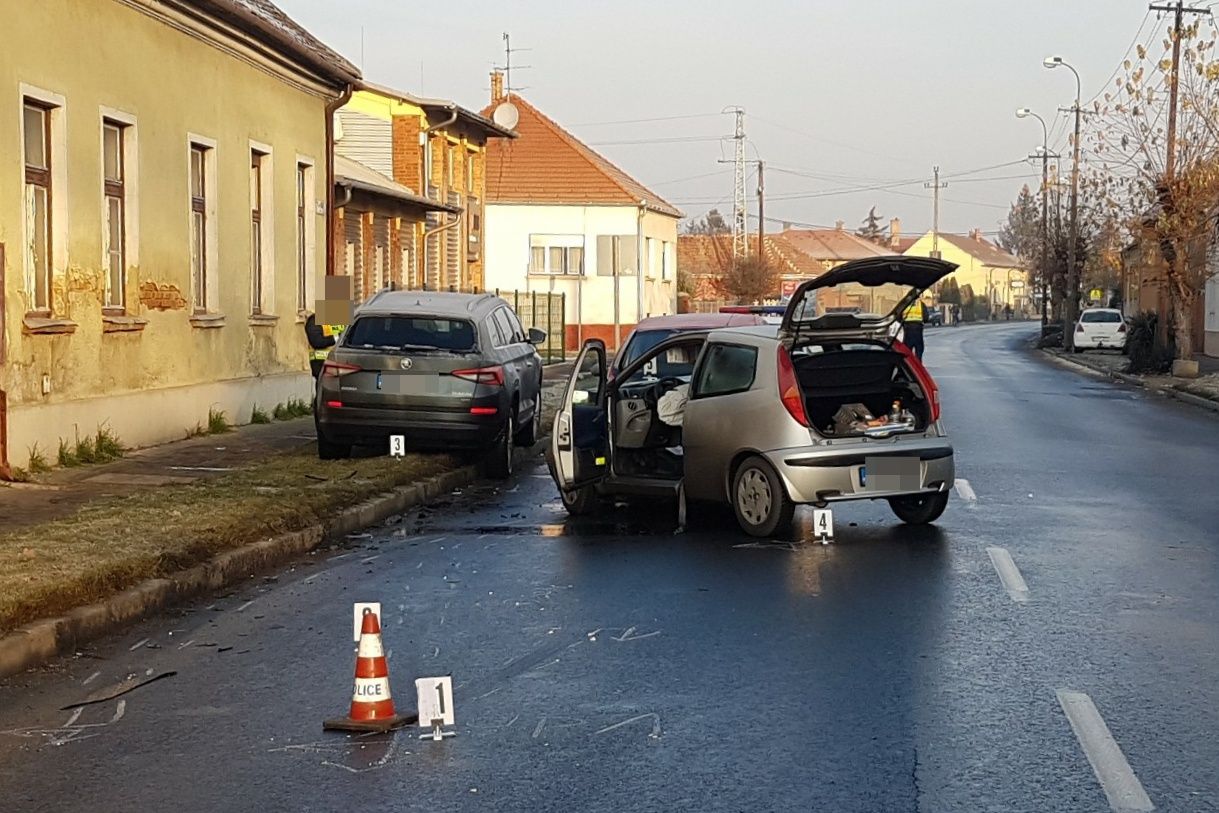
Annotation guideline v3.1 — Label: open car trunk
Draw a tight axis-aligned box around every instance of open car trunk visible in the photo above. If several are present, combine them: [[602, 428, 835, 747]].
[[791, 345, 930, 438]]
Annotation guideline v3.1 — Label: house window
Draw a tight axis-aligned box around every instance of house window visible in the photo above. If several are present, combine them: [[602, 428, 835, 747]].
[[447, 145, 455, 188], [595, 235, 639, 277], [529, 235, 584, 275], [23, 101, 52, 312], [296, 163, 308, 311], [189, 143, 210, 312], [250, 152, 264, 313], [103, 120, 128, 309], [466, 150, 475, 193], [661, 240, 672, 280]]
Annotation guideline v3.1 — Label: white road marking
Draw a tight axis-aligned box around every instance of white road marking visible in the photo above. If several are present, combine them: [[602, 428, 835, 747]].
[[81, 671, 101, 686], [1056, 689, 1154, 812], [532, 717, 547, 739], [177, 639, 195, 650], [63, 708, 83, 727], [986, 547, 1030, 603], [360, 555, 380, 564], [128, 638, 149, 651], [235, 600, 255, 612], [954, 478, 977, 503]]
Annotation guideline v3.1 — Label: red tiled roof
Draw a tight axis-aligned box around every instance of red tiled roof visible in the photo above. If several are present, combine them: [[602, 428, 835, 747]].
[[481, 96, 681, 217], [890, 236, 919, 254], [779, 228, 893, 262]]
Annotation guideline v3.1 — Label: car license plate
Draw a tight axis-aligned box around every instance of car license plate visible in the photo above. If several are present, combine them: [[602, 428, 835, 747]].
[[863, 456, 921, 491]]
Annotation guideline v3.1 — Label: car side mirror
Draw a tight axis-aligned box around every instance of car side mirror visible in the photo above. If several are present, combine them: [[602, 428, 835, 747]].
[[527, 327, 547, 345]]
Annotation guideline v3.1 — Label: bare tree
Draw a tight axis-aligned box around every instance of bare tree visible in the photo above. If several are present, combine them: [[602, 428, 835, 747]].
[[1088, 18, 1219, 357], [716, 256, 780, 305]]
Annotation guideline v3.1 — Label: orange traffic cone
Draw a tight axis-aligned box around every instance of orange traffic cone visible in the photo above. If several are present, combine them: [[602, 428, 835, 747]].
[[323, 608, 416, 732]]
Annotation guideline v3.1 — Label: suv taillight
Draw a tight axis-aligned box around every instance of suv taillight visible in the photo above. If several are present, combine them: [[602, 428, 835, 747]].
[[1076, 323, 1085, 332], [1118, 322, 1127, 333], [321, 361, 361, 378], [776, 346, 810, 427], [452, 366, 505, 386], [894, 341, 941, 423]]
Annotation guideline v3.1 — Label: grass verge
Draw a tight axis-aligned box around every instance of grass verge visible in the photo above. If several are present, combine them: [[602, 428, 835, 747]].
[[0, 448, 459, 634]]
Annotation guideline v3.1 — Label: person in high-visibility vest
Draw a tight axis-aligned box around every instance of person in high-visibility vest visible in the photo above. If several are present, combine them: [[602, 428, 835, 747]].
[[304, 313, 345, 378], [902, 299, 927, 360]]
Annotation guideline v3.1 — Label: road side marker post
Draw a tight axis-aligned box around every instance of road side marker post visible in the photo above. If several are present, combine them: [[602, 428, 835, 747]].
[[389, 435, 406, 458], [812, 508, 834, 545], [415, 676, 456, 742], [323, 607, 415, 733]]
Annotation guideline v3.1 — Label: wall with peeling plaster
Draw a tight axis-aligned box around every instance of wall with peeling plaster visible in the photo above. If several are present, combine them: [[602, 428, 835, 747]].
[[0, 0, 332, 465]]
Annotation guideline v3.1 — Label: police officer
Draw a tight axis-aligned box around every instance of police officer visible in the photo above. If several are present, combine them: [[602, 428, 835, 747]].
[[304, 312, 345, 378], [902, 299, 926, 360]]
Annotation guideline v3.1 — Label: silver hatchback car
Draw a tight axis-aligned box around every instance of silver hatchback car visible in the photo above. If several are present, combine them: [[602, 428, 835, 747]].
[[547, 256, 958, 537]]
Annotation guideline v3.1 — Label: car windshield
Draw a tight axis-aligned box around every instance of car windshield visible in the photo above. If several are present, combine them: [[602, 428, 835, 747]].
[[344, 316, 477, 352], [618, 329, 678, 369], [1081, 311, 1122, 323]]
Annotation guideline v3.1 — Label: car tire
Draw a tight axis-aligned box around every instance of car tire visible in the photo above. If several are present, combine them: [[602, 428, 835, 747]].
[[888, 491, 949, 525], [317, 434, 352, 460], [514, 399, 542, 447], [731, 456, 795, 539], [560, 484, 599, 516], [486, 413, 515, 480]]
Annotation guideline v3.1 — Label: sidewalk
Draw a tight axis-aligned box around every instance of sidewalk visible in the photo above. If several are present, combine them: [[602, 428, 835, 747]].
[[0, 372, 569, 652], [1040, 347, 1219, 412]]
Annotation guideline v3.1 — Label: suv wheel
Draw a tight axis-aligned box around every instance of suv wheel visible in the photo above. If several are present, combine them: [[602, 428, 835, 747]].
[[317, 434, 352, 460], [560, 484, 598, 515], [888, 491, 949, 525], [731, 456, 794, 538], [514, 400, 542, 447], [486, 413, 515, 480]]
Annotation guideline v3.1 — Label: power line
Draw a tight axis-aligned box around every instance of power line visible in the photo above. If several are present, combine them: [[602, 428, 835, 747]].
[[586, 136, 724, 146], [647, 168, 733, 186], [570, 112, 722, 127], [751, 115, 917, 164]]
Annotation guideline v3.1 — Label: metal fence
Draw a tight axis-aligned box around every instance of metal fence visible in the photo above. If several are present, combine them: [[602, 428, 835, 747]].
[[386, 284, 567, 362]]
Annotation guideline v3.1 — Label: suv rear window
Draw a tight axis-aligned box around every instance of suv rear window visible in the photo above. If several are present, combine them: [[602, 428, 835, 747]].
[[1081, 311, 1122, 323], [345, 316, 477, 352]]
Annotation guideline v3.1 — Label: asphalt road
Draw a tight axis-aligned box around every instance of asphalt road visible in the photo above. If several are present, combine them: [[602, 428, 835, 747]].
[[2, 322, 1217, 813]]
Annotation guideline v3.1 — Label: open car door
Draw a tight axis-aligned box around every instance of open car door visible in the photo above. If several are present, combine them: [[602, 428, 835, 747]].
[[779, 256, 958, 346], [551, 339, 609, 492]]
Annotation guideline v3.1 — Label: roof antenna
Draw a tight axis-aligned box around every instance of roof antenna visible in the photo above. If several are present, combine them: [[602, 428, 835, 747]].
[[495, 32, 532, 99]]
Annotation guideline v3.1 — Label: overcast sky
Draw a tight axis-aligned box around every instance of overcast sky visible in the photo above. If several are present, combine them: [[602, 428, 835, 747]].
[[279, 0, 1160, 238]]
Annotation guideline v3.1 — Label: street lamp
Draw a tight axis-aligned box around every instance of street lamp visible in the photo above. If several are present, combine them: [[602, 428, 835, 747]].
[[1016, 107, 1051, 327], [1044, 54, 1083, 349]]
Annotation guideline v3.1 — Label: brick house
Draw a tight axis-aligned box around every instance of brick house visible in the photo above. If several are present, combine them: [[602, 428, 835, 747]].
[[677, 233, 825, 309], [334, 82, 515, 297]]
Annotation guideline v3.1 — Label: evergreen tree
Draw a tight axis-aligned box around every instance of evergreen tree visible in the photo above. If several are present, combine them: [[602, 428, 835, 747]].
[[855, 206, 886, 244]]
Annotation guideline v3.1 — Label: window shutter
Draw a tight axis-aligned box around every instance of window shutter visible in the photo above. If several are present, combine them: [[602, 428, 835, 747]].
[[618, 236, 638, 276], [597, 235, 615, 276]]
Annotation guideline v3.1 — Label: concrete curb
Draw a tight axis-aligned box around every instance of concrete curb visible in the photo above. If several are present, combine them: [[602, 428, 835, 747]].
[[1036, 348, 1219, 415], [0, 441, 548, 680]]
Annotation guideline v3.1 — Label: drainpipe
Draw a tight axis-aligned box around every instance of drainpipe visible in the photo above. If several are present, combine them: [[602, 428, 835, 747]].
[[325, 83, 355, 281], [424, 211, 462, 290], [420, 106, 459, 288], [637, 201, 646, 323]]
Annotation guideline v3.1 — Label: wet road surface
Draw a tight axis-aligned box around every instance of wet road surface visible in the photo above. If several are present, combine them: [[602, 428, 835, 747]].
[[1, 322, 1217, 812]]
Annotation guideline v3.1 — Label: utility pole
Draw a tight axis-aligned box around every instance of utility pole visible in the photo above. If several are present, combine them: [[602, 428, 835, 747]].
[[718, 107, 748, 263], [1150, 2, 1208, 182], [1045, 55, 1085, 347], [925, 166, 947, 258], [756, 160, 765, 260]]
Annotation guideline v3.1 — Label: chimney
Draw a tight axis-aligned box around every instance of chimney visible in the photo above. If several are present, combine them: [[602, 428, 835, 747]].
[[889, 217, 901, 248], [834, 219, 844, 231], [969, 228, 981, 241], [490, 71, 505, 104], [782, 221, 792, 232]]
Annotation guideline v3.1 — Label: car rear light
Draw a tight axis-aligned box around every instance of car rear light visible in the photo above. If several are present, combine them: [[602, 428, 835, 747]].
[[325, 400, 343, 409], [894, 340, 941, 423], [321, 361, 361, 378], [1118, 322, 1127, 333], [776, 346, 810, 427], [1076, 323, 1085, 332], [452, 366, 505, 386], [469, 406, 498, 416]]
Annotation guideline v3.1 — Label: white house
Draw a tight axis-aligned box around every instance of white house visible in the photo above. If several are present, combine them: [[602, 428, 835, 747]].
[[481, 74, 681, 350]]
